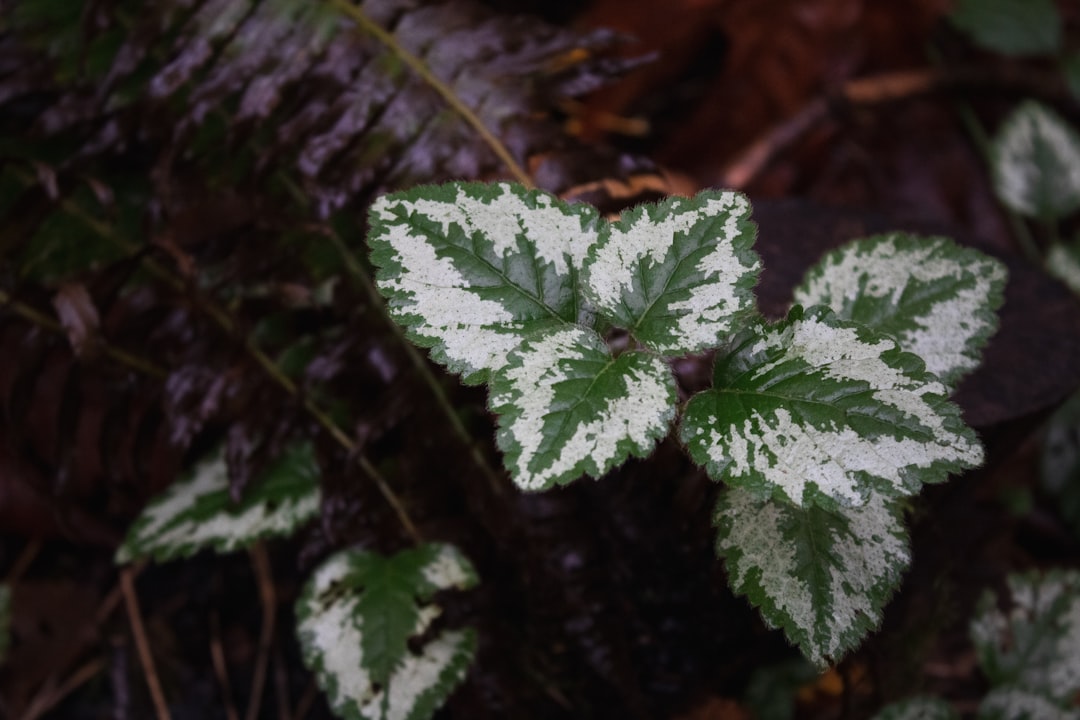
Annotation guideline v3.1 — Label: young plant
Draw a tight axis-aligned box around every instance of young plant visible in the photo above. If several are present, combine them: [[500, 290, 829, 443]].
[[116, 181, 1005, 718], [369, 181, 1007, 666]]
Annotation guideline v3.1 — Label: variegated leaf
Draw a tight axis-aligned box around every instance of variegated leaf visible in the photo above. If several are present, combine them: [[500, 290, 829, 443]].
[[992, 101, 1080, 220], [115, 443, 321, 563], [949, 0, 1062, 57], [681, 306, 983, 509], [581, 190, 761, 355], [871, 697, 958, 720], [715, 486, 910, 667], [368, 182, 599, 385], [793, 234, 1007, 388], [971, 570, 1080, 704], [1047, 241, 1080, 296], [295, 544, 479, 720], [489, 324, 676, 490], [979, 688, 1080, 720]]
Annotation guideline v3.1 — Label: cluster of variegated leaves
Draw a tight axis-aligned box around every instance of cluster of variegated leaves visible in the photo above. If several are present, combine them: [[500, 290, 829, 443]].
[[870, 569, 1080, 720], [368, 181, 1007, 666], [116, 445, 477, 720]]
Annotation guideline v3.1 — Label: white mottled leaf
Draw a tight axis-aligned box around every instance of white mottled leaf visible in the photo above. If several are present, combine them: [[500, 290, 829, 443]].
[[871, 697, 958, 720], [368, 182, 599, 384], [115, 443, 321, 564], [1047, 241, 1080, 296], [979, 688, 1080, 720], [295, 544, 478, 720], [992, 101, 1080, 220], [793, 234, 1006, 388], [581, 189, 760, 355], [489, 324, 676, 491], [715, 485, 909, 667], [681, 306, 983, 509], [971, 569, 1080, 704], [949, 0, 1062, 56]]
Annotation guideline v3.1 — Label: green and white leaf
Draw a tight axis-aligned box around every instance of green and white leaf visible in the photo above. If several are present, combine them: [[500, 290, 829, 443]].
[[489, 324, 676, 491], [971, 569, 1080, 703], [992, 101, 1080, 220], [871, 697, 958, 720], [793, 234, 1006, 388], [681, 306, 983, 509], [949, 0, 1062, 56], [1047, 241, 1080, 296], [715, 485, 910, 667], [581, 190, 760, 356], [979, 688, 1080, 720], [368, 182, 599, 384], [0, 583, 9, 663], [296, 544, 479, 720], [116, 442, 321, 563]]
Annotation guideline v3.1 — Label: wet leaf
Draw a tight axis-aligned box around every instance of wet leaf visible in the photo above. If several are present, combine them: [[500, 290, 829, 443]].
[[971, 570, 1080, 704], [295, 544, 478, 720], [949, 0, 1062, 56], [793, 234, 1007, 388], [871, 697, 958, 720], [715, 485, 909, 667], [368, 182, 599, 385], [488, 324, 675, 491], [116, 442, 321, 563], [681, 306, 983, 510], [581, 189, 760, 356], [991, 101, 1080, 220], [978, 688, 1080, 720]]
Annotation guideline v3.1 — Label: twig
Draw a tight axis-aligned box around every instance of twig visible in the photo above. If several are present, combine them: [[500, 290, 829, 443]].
[[292, 679, 319, 720], [4, 538, 42, 584], [244, 543, 275, 720], [0, 289, 167, 379], [46, 176, 425, 544], [210, 611, 241, 720], [321, 226, 506, 497], [326, 0, 533, 188], [720, 64, 1073, 193], [273, 642, 293, 720], [18, 658, 106, 720], [120, 566, 172, 720]]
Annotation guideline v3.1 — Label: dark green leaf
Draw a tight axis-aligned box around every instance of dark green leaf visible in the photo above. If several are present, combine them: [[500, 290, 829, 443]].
[[950, 0, 1062, 56], [681, 306, 983, 509], [295, 544, 479, 720], [489, 324, 676, 490]]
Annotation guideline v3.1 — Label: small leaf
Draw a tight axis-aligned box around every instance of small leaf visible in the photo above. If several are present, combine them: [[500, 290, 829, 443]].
[[489, 324, 676, 490], [681, 306, 983, 509], [1064, 52, 1080, 102], [792, 234, 1007, 388], [115, 442, 321, 563], [296, 544, 479, 720], [368, 182, 599, 384], [991, 101, 1080, 220], [1042, 391, 1080, 539], [979, 688, 1080, 720], [1047, 241, 1080, 296], [949, 0, 1062, 56], [715, 486, 910, 667], [0, 583, 9, 663], [581, 189, 761, 355], [971, 569, 1080, 704], [871, 697, 958, 720]]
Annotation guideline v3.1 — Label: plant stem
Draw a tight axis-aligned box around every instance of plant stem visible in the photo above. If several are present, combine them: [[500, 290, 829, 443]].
[[42, 180, 425, 544], [0, 288, 168, 379], [322, 227, 506, 497], [325, 0, 533, 188]]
